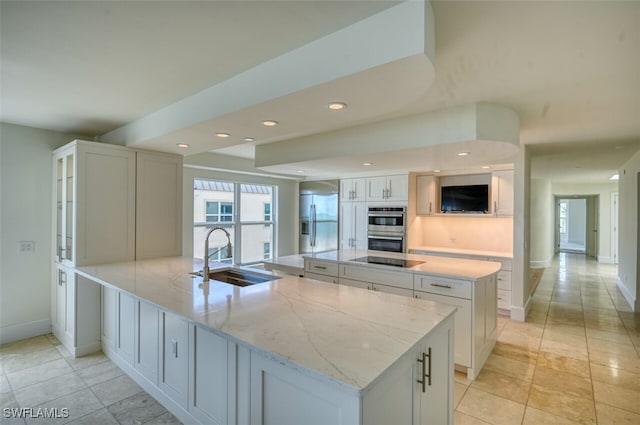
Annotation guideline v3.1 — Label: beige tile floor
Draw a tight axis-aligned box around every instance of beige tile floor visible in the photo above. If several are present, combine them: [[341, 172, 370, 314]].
[[1, 253, 638, 424], [0, 335, 181, 424], [455, 253, 640, 425]]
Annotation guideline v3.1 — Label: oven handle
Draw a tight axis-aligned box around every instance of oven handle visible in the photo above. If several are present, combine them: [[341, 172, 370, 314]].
[[367, 235, 404, 241]]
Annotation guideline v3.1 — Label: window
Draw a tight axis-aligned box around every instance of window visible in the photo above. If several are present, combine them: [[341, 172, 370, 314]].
[[194, 179, 275, 265], [206, 201, 233, 222], [264, 203, 272, 221]]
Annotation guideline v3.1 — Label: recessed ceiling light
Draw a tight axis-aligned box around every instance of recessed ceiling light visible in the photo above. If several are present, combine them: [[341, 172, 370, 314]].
[[296, 170, 305, 174], [615, 146, 625, 150], [481, 166, 490, 169], [244, 137, 255, 142], [457, 152, 470, 156], [328, 102, 347, 110], [363, 162, 373, 166], [216, 132, 231, 138], [434, 169, 441, 173], [176, 143, 190, 148], [262, 120, 278, 127], [610, 174, 619, 181]]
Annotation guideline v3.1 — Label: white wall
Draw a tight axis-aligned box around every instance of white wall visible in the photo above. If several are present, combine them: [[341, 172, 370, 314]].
[[0, 123, 85, 343], [552, 182, 618, 263], [530, 179, 554, 268], [617, 151, 640, 311]]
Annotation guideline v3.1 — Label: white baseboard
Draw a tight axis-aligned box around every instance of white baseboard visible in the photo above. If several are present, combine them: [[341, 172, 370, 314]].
[[530, 259, 551, 269], [510, 295, 532, 322], [0, 319, 51, 345], [616, 277, 635, 311], [597, 256, 615, 264]]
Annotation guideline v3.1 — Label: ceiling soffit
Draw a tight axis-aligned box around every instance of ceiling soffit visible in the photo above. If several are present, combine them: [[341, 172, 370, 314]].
[[100, 1, 436, 155]]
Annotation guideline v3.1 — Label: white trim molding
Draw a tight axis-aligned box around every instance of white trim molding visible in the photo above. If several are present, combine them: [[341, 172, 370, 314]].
[[597, 256, 615, 264], [530, 259, 552, 269], [510, 295, 532, 322], [616, 277, 635, 311], [0, 319, 51, 345]]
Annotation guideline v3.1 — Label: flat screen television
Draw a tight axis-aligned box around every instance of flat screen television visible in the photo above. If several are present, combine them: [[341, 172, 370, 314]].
[[441, 184, 489, 213]]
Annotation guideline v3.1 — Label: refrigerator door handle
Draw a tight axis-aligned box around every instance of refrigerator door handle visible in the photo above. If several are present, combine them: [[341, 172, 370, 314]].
[[311, 204, 317, 247]]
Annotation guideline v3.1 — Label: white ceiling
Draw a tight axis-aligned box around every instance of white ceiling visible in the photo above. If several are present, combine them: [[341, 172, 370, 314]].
[[1, 0, 639, 183]]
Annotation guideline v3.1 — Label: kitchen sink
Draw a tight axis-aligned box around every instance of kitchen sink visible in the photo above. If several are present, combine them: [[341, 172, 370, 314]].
[[191, 268, 281, 287]]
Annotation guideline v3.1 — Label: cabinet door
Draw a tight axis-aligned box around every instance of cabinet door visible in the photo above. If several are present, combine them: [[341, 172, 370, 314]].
[[160, 311, 189, 408], [386, 174, 408, 201], [101, 286, 117, 353], [75, 144, 136, 266], [414, 316, 454, 425], [414, 291, 471, 368], [491, 170, 514, 216], [340, 179, 353, 202], [366, 176, 387, 201], [189, 325, 231, 425], [416, 175, 436, 215], [250, 351, 359, 425], [338, 278, 370, 290], [351, 178, 366, 202], [136, 151, 183, 259], [116, 292, 136, 365], [305, 272, 338, 284], [353, 202, 368, 249], [52, 264, 69, 339], [339, 202, 354, 249], [135, 300, 159, 384], [54, 150, 74, 265], [374, 284, 413, 298], [484, 276, 497, 344]]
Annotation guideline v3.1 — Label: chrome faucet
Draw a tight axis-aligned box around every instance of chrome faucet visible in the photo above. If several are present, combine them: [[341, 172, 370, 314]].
[[203, 226, 232, 282]]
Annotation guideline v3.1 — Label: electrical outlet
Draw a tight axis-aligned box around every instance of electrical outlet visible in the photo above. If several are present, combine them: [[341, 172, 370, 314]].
[[19, 241, 35, 253]]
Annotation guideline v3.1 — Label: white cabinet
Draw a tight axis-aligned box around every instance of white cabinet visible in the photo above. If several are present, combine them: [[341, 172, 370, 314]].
[[116, 292, 136, 366], [248, 314, 454, 425], [52, 140, 183, 358], [491, 170, 514, 216], [189, 324, 234, 425], [339, 264, 414, 292], [340, 278, 414, 297], [159, 310, 189, 409], [101, 285, 117, 353], [52, 264, 100, 357], [304, 259, 339, 284], [53, 140, 136, 267], [414, 273, 497, 380], [340, 201, 367, 250], [340, 178, 366, 202], [135, 151, 183, 259], [366, 174, 408, 202], [416, 175, 438, 215], [135, 300, 159, 385]]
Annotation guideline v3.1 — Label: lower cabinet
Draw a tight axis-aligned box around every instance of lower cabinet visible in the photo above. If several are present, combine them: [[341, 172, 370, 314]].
[[340, 278, 414, 297], [159, 310, 189, 409], [189, 324, 233, 425], [99, 286, 454, 425], [52, 264, 101, 357]]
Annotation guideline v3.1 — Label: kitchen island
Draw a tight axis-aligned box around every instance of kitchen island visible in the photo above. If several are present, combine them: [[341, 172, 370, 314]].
[[75, 256, 457, 425]]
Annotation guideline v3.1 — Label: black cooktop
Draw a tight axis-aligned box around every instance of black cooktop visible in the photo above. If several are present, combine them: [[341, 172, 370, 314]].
[[351, 256, 424, 269]]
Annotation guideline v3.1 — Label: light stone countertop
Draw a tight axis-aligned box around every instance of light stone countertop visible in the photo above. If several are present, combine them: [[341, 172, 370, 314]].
[[306, 250, 501, 280], [262, 254, 305, 275], [75, 256, 456, 395], [410, 245, 513, 259]]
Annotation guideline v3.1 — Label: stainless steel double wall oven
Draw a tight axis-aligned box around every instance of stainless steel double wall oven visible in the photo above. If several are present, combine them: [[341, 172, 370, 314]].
[[367, 206, 406, 253]]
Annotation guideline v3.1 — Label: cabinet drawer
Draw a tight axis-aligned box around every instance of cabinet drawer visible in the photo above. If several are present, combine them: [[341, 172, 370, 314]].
[[305, 272, 338, 284], [497, 271, 512, 290], [339, 265, 413, 290], [413, 274, 472, 299], [497, 289, 511, 309], [305, 260, 338, 277]]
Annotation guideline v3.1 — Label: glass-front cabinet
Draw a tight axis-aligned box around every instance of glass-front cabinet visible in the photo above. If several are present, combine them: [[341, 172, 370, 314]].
[[54, 147, 75, 265]]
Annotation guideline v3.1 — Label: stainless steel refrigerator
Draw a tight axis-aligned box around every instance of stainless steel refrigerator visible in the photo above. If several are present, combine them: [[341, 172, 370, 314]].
[[299, 180, 339, 254]]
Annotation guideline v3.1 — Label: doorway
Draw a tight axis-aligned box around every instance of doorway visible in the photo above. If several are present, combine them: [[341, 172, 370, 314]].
[[555, 196, 599, 257]]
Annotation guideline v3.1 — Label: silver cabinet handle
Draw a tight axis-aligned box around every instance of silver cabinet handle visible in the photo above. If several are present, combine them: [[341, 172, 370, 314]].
[[494, 201, 498, 215], [60, 270, 67, 285], [416, 348, 432, 392], [429, 201, 432, 214], [314, 265, 327, 270], [431, 283, 451, 289], [171, 339, 178, 358]]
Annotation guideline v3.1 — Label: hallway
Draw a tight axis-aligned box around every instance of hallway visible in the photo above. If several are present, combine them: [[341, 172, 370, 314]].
[[455, 253, 640, 424]]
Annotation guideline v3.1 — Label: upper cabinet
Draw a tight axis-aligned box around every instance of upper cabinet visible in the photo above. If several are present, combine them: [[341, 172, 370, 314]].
[[340, 178, 366, 202], [491, 170, 514, 216], [366, 174, 408, 202], [135, 151, 183, 259], [54, 141, 136, 266], [416, 175, 437, 215], [52, 140, 183, 266]]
